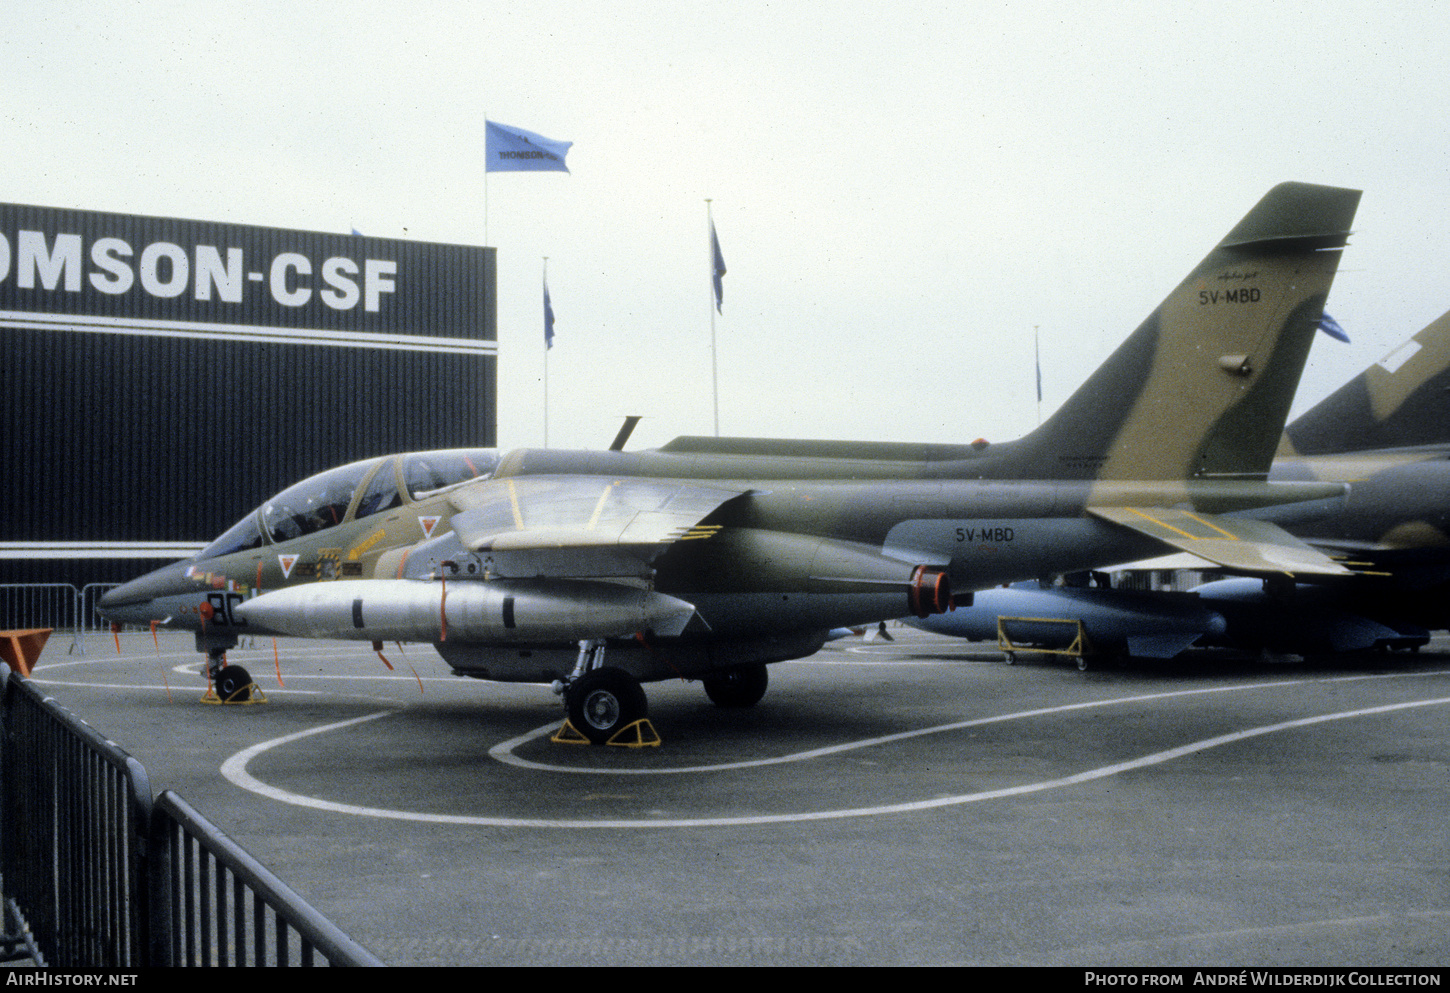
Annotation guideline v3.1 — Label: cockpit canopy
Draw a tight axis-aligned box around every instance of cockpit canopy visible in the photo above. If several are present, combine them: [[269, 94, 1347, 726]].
[[199, 449, 501, 559]]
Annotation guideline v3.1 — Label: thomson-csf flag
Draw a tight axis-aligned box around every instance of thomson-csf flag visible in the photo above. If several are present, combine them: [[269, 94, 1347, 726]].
[[486, 121, 572, 172]]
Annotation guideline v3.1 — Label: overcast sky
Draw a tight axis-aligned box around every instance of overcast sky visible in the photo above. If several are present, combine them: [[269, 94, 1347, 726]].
[[6, 1, 1450, 452]]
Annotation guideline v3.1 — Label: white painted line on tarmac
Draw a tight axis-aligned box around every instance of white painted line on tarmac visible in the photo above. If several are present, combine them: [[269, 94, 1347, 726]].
[[218, 675, 1450, 829], [489, 670, 1450, 773]]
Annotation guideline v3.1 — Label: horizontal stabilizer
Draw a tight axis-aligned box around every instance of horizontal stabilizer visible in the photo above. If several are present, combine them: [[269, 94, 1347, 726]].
[[1089, 506, 1352, 578]]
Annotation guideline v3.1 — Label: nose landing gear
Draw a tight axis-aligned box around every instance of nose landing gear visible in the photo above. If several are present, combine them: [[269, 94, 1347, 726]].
[[199, 640, 263, 705]]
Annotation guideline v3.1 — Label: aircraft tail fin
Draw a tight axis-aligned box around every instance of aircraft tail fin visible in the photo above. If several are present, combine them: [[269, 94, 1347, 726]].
[[1282, 308, 1450, 455], [1001, 182, 1361, 481]]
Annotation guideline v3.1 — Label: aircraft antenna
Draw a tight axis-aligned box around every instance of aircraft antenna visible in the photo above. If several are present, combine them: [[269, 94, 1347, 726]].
[[610, 416, 642, 451]]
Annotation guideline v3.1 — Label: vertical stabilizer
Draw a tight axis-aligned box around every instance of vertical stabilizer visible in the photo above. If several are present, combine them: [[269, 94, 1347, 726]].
[[1006, 182, 1360, 481], [1282, 308, 1450, 455]]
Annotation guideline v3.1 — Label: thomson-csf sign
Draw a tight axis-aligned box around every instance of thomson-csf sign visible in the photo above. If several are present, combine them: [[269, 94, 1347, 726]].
[[1, 229, 399, 311], [0, 202, 495, 352]]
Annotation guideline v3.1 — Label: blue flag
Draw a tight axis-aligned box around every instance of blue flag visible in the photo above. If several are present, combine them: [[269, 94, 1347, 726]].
[[711, 221, 726, 313], [1317, 313, 1349, 342], [486, 121, 572, 173], [544, 276, 556, 349]]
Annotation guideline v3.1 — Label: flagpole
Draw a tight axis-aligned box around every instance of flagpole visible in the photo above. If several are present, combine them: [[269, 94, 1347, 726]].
[[707, 199, 718, 436], [543, 257, 549, 448]]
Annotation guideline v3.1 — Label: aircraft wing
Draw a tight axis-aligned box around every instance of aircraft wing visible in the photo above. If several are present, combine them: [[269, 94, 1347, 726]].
[[447, 476, 749, 579], [1088, 506, 1353, 579]]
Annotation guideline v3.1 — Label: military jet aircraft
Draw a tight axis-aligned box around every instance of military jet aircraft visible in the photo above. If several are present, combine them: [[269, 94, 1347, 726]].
[[1237, 303, 1450, 649], [909, 305, 1450, 663], [100, 182, 1360, 742]]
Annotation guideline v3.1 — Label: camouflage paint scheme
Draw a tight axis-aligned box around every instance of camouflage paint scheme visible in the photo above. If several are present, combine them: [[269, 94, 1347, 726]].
[[912, 306, 1450, 659], [1244, 306, 1450, 648], [100, 183, 1360, 740], [1274, 306, 1450, 558]]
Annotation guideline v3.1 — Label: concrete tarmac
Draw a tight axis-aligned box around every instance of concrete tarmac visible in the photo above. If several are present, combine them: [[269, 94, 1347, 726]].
[[18, 626, 1450, 967]]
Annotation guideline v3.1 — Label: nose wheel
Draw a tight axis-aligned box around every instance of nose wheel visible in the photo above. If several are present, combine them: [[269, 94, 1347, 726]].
[[202, 641, 258, 703], [213, 664, 255, 702]]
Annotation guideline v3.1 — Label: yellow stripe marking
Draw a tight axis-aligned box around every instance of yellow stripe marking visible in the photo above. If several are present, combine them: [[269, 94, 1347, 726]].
[[1122, 507, 1199, 541], [1180, 512, 1240, 540], [586, 485, 614, 530], [679, 525, 722, 541], [506, 480, 524, 528], [347, 529, 387, 561]]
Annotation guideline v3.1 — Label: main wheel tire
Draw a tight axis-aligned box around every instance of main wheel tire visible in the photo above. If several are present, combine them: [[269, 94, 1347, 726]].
[[702, 663, 769, 708], [215, 664, 253, 701], [567, 667, 648, 745]]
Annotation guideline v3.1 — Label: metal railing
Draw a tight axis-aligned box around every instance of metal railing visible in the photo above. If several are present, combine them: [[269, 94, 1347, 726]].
[[0, 584, 125, 662], [0, 672, 383, 967], [79, 583, 122, 632], [0, 671, 151, 966], [0, 584, 85, 633], [152, 791, 383, 967]]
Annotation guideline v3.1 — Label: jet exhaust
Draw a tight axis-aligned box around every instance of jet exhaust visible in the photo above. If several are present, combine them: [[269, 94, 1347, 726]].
[[908, 565, 952, 617]]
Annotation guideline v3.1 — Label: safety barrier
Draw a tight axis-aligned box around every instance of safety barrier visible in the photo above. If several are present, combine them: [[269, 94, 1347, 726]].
[[0, 670, 151, 966], [152, 791, 383, 966], [0, 672, 383, 967], [79, 583, 122, 632], [0, 583, 127, 632], [0, 584, 84, 634], [0, 584, 126, 659]]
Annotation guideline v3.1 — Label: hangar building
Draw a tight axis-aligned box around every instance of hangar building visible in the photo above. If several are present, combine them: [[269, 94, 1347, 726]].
[[0, 202, 496, 624]]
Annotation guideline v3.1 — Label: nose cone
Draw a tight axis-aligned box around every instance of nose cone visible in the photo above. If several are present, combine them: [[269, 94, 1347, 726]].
[[98, 561, 196, 624]]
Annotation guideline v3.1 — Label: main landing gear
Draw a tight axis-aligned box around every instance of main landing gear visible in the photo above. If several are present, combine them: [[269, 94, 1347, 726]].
[[702, 663, 769, 707], [554, 641, 776, 745], [555, 639, 653, 745]]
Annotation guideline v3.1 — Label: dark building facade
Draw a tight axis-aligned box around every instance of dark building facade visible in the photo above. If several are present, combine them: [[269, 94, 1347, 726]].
[[0, 202, 496, 600]]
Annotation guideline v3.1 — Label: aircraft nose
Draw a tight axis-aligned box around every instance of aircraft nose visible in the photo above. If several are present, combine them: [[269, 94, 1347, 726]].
[[98, 561, 194, 621]]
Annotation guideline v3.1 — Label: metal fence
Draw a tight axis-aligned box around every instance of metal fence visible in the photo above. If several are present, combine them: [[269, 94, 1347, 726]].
[[0, 670, 151, 966], [79, 584, 122, 632], [0, 583, 126, 660], [152, 791, 382, 966], [0, 584, 86, 633], [0, 672, 384, 967]]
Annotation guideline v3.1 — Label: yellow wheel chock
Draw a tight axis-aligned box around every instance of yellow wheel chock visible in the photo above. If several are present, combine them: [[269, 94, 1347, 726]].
[[606, 718, 661, 747], [551, 718, 661, 747], [201, 682, 267, 705]]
